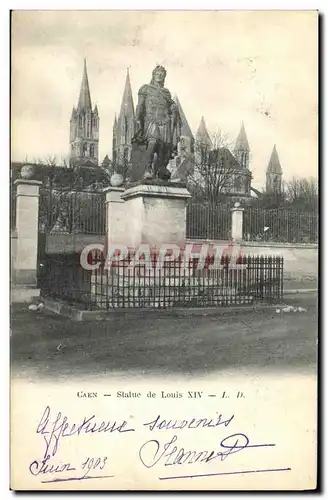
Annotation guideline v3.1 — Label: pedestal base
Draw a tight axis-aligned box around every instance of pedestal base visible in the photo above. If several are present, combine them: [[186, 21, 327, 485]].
[[121, 182, 191, 248]]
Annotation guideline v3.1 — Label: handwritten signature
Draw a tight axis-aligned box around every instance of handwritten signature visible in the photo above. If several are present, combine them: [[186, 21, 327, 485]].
[[139, 433, 275, 468]]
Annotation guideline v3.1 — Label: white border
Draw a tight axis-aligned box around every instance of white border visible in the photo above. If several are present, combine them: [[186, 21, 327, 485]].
[[3, 2, 324, 498]]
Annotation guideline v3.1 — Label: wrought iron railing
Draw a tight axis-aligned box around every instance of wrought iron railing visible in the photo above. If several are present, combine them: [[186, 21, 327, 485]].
[[39, 252, 93, 305], [243, 207, 318, 243], [186, 202, 231, 240], [38, 187, 106, 235], [39, 251, 284, 310]]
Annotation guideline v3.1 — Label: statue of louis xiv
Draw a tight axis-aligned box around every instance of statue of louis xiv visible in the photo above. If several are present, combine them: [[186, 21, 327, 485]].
[[131, 65, 181, 182]]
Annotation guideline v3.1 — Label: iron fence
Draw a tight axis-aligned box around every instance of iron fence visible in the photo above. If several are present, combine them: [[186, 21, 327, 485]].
[[243, 207, 318, 243], [38, 252, 93, 304], [39, 251, 283, 310], [38, 187, 106, 235], [186, 202, 231, 240]]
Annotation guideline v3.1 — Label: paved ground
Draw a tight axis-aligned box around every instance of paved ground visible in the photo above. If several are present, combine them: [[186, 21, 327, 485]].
[[10, 293, 318, 381], [283, 279, 317, 290]]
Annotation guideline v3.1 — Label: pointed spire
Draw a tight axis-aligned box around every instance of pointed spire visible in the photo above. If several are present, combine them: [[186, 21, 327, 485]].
[[196, 116, 212, 148], [235, 122, 250, 151], [93, 104, 98, 115], [174, 95, 194, 139], [267, 144, 282, 173], [77, 59, 92, 111], [119, 68, 135, 121], [70, 107, 76, 120], [102, 154, 111, 167]]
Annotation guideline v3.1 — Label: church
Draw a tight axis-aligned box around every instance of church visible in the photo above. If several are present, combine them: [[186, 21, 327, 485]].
[[68, 60, 283, 199]]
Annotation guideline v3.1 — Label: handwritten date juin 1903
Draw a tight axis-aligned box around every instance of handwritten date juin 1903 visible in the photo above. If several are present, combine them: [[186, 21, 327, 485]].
[[30, 406, 276, 482]]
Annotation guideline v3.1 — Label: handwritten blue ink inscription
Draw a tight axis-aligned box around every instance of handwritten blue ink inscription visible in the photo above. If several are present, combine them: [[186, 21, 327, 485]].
[[30, 407, 290, 484]]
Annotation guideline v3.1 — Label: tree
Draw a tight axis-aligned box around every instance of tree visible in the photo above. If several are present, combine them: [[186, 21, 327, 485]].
[[111, 150, 131, 183], [284, 177, 318, 212], [188, 129, 247, 204]]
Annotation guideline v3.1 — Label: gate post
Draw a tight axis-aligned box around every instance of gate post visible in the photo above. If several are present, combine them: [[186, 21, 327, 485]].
[[13, 176, 42, 288], [104, 186, 126, 245], [230, 202, 244, 242]]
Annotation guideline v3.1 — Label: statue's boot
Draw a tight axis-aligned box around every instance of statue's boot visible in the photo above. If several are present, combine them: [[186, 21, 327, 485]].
[[158, 164, 171, 181]]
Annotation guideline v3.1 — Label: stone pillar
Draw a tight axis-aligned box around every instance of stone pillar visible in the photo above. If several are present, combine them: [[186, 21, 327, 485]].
[[104, 186, 126, 245], [121, 182, 191, 248], [230, 202, 244, 242], [14, 178, 42, 286]]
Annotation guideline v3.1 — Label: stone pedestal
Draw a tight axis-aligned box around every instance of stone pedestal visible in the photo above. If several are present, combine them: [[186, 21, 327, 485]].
[[121, 181, 191, 248], [14, 179, 42, 286], [231, 202, 244, 242], [104, 186, 125, 245]]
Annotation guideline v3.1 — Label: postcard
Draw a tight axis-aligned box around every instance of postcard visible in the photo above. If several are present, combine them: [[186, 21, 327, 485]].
[[10, 10, 318, 491]]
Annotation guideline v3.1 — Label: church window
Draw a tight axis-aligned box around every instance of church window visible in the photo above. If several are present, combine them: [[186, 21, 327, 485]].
[[90, 144, 95, 157], [82, 143, 88, 157]]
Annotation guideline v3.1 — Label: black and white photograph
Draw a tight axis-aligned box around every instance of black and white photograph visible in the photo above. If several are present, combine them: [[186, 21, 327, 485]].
[[10, 10, 318, 491]]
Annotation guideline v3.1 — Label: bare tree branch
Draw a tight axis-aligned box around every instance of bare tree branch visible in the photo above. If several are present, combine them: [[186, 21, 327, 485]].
[[188, 129, 247, 203]]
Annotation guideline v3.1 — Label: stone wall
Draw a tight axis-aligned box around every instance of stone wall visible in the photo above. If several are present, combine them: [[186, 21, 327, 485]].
[[189, 239, 318, 282], [240, 242, 318, 282], [45, 233, 106, 254]]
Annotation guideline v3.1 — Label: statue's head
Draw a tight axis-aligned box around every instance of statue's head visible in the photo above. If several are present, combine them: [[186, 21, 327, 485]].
[[151, 65, 167, 86]]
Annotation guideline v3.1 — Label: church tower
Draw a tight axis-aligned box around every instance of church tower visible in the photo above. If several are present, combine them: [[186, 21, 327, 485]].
[[195, 116, 213, 149], [69, 59, 99, 167], [113, 68, 135, 164], [194, 116, 212, 166], [234, 122, 250, 169], [174, 95, 194, 155], [266, 145, 283, 194]]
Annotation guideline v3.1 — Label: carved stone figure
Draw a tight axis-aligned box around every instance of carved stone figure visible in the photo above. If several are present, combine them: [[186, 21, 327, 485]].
[[131, 65, 181, 182]]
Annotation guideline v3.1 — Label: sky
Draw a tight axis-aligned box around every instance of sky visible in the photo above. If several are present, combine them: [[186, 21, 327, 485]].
[[11, 10, 318, 189]]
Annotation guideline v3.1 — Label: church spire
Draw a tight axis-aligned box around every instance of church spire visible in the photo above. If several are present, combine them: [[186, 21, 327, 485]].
[[196, 116, 212, 148], [174, 95, 194, 140], [267, 144, 282, 173], [119, 67, 135, 123], [234, 122, 250, 169], [266, 145, 283, 194], [69, 59, 99, 167], [113, 68, 136, 162], [77, 58, 92, 111], [235, 121, 250, 151]]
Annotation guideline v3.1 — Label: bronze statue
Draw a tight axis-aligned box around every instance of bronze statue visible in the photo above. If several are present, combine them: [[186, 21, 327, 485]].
[[131, 65, 181, 182]]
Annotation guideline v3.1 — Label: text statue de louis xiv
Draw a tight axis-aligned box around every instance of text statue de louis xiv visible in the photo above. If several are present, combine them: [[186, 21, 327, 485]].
[[131, 65, 181, 182]]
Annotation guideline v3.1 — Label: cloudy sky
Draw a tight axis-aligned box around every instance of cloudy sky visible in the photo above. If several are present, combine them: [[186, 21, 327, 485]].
[[11, 10, 318, 189]]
